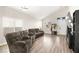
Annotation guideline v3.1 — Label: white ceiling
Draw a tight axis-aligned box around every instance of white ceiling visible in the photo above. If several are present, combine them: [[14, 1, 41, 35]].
[[10, 6, 66, 20]]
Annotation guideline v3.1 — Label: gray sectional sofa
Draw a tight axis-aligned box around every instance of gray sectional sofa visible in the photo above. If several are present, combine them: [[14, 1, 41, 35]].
[[5, 28, 44, 53]]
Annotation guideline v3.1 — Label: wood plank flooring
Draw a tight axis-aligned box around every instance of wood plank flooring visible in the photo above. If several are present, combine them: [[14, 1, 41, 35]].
[[0, 34, 72, 53], [30, 34, 73, 53]]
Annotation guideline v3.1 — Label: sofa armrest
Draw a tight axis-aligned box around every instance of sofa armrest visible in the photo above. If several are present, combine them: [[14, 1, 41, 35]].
[[14, 41, 26, 46]]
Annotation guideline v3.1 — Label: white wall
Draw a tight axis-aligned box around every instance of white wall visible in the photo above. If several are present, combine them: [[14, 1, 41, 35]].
[[57, 18, 67, 35], [0, 15, 5, 44], [42, 6, 69, 34], [23, 19, 42, 30], [0, 7, 7, 45]]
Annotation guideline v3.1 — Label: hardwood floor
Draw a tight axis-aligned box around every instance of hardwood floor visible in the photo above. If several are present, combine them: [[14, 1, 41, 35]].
[[0, 34, 72, 53], [30, 34, 73, 53]]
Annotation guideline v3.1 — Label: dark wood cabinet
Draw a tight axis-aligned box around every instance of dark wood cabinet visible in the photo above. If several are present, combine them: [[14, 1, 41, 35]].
[[51, 31, 57, 35]]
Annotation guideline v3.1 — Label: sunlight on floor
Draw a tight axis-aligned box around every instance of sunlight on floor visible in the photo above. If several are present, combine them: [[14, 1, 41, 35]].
[[55, 36, 60, 45], [43, 36, 53, 48]]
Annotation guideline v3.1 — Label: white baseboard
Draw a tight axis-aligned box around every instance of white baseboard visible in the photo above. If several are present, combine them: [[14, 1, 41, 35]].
[[57, 33, 66, 35], [0, 42, 7, 46]]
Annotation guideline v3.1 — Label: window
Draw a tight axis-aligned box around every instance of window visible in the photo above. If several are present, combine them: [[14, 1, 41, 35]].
[[2, 17, 15, 27], [2, 17, 23, 33], [15, 20, 23, 27], [2, 17, 23, 27]]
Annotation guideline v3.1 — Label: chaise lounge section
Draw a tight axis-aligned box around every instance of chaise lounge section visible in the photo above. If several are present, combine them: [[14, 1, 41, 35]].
[[5, 30, 32, 53]]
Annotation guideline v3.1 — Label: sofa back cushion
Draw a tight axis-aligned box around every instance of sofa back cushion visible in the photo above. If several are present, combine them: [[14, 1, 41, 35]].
[[35, 28, 39, 32], [5, 32, 19, 45]]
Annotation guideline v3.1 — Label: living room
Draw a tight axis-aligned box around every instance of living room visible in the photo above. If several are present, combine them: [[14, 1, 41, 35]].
[[0, 6, 79, 53]]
